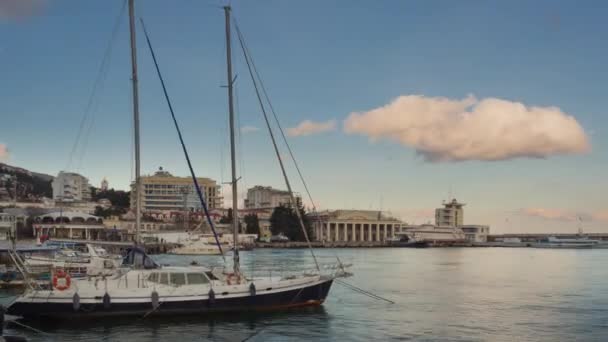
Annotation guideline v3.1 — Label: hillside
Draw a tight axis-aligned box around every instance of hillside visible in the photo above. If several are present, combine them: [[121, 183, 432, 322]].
[[0, 162, 54, 201]]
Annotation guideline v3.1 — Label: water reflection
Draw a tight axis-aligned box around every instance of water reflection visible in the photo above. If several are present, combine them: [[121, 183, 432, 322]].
[[2, 248, 608, 341]]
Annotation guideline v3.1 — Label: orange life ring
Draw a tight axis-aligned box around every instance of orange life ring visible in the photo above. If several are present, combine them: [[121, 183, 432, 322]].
[[226, 273, 239, 285], [53, 269, 71, 291]]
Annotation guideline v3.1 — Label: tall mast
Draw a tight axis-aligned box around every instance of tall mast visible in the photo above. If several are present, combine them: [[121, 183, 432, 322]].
[[224, 6, 240, 275], [128, 0, 142, 244]]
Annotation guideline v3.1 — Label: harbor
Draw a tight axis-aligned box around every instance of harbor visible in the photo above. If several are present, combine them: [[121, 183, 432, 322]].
[[1, 0, 606, 340], [2, 247, 607, 341]]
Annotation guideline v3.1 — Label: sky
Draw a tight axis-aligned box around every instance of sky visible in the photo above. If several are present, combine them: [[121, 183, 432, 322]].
[[1, 0, 607, 234]]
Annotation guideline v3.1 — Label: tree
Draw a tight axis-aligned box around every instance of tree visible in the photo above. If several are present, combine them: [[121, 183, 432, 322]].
[[92, 188, 130, 209], [244, 213, 261, 238], [219, 208, 233, 224], [269, 203, 314, 242], [94, 205, 127, 218]]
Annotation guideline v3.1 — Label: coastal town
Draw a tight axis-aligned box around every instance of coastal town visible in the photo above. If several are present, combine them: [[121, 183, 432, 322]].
[[1, 0, 606, 340], [2, 162, 606, 253]]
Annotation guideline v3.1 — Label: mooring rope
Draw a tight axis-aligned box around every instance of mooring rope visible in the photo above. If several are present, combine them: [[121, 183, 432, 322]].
[[7, 319, 48, 335], [335, 279, 395, 304]]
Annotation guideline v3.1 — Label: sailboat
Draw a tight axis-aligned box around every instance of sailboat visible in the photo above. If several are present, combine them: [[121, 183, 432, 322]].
[[7, 3, 347, 319]]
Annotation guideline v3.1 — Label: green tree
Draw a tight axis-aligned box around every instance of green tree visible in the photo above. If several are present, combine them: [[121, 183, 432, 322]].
[[219, 208, 233, 224], [269, 203, 314, 242], [92, 188, 130, 209], [244, 213, 261, 238]]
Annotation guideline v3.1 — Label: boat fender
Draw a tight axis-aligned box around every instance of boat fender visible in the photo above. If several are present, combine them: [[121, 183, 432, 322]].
[[103, 292, 111, 309], [151, 290, 159, 309], [249, 283, 256, 296], [208, 289, 215, 305], [72, 293, 81, 312]]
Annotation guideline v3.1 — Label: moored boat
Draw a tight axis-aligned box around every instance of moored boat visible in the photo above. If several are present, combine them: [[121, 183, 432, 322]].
[[531, 236, 595, 249], [7, 247, 339, 319]]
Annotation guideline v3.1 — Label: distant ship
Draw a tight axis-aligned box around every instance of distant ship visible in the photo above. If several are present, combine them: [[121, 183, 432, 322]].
[[531, 235, 608, 249]]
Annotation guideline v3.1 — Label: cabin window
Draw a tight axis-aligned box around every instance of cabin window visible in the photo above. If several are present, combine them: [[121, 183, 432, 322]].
[[148, 273, 158, 282], [159, 273, 169, 285], [205, 271, 219, 280], [171, 273, 186, 286], [187, 273, 209, 285]]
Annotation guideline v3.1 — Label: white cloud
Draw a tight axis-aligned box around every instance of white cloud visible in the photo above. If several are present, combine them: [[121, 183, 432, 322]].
[[0, 0, 45, 19], [0, 144, 8, 161], [240, 126, 259, 134], [344, 95, 590, 162], [287, 119, 336, 137], [520, 208, 608, 223]]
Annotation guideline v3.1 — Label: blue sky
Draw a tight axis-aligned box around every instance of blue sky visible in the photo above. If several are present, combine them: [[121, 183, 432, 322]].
[[1, 0, 607, 233]]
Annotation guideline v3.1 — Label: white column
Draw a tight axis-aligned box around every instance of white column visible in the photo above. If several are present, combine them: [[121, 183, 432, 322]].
[[366, 224, 371, 241], [351, 223, 356, 242], [325, 222, 330, 242], [375, 224, 380, 241], [334, 222, 339, 242], [359, 224, 363, 242], [383, 224, 387, 241]]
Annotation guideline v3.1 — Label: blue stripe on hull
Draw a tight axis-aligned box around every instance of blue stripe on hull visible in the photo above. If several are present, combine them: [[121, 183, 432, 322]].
[[8, 279, 334, 319]]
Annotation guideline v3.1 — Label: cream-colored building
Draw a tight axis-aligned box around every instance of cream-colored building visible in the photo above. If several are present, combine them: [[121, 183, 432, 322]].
[[435, 199, 464, 227], [311, 210, 405, 243], [131, 167, 222, 213], [244, 185, 300, 209]]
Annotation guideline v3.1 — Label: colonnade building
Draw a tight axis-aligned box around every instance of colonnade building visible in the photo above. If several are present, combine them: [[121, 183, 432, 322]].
[[310, 210, 405, 243]]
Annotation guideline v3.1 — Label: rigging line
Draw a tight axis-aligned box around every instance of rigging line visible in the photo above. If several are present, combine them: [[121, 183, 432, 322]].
[[139, 18, 225, 260], [233, 19, 318, 213], [66, 0, 127, 171], [234, 80, 247, 198], [234, 20, 320, 272]]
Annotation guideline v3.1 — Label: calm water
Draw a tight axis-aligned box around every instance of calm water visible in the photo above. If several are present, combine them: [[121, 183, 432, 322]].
[[2, 248, 608, 341]]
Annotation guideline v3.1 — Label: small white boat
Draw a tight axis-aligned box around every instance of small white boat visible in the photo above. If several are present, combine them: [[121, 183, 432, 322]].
[[169, 234, 231, 255], [23, 244, 122, 277]]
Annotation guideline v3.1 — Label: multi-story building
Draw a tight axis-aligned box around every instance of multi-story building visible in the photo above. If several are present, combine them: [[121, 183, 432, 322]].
[[244, 185, 300, 209], [131, 167, 222, 213], [52, 171, 92, 202], [0, 212, 16, 241], [310, 210, 405, 243], [435, 199, 464, 227]]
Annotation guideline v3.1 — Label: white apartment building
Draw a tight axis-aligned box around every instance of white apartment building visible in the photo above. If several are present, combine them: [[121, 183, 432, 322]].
[[0, 213, 16, 241], [435, 199, 465, 227], [52, 171, 92, 202], [244, 185, 300, 209], [131, 167, 222, 213]]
